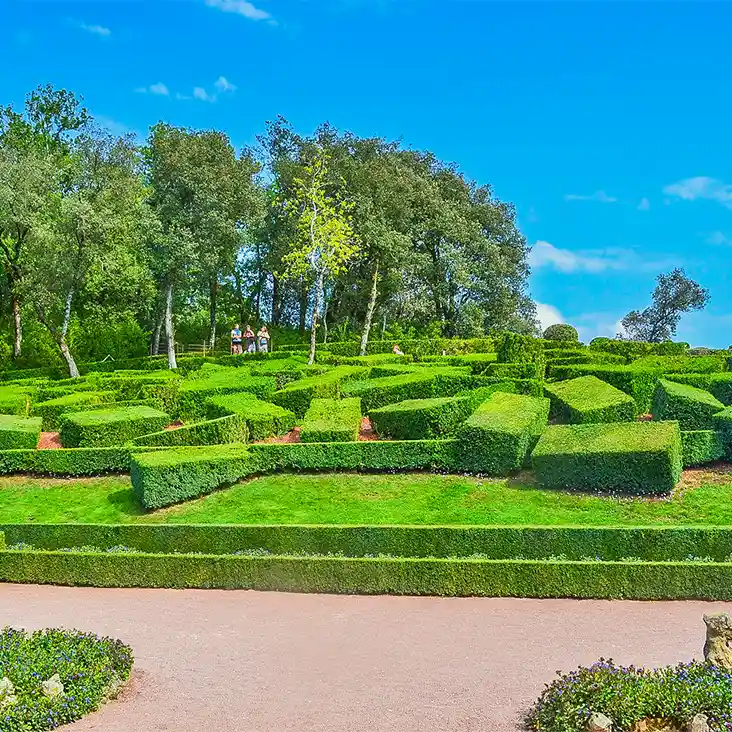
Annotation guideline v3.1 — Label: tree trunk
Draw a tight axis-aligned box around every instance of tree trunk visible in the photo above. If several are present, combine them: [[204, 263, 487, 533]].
[[209, 278, 218, 352], [309, 272, 324, 365], [322, 294, 329, 345], [234, 270, 247, 327], [360, 261, 379, 356], [151, 311, 163, 356], [298, 278, 308, 337], [382, 312, 387, 336], [164, 279, 177, 369], [59, 287, 79, 378], [11, 293, 22, 360], [271, 275, 280, 326]]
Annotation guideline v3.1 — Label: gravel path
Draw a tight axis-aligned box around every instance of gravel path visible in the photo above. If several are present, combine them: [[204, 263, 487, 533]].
[[1, 585, 726, 731]]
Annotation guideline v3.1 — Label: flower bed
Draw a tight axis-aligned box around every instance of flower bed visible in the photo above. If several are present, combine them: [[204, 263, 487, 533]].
[[0, 626, 133, 730]]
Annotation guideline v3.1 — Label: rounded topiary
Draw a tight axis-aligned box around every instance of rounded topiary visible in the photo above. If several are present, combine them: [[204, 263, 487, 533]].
[[543, 323, 579, 341]]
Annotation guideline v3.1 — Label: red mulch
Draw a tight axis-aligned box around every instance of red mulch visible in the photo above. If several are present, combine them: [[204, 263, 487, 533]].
[[37, 432, 63, 449], [359, 416, 378, 441], [164, 421, 185, 431], [258, 426, 302, 444]]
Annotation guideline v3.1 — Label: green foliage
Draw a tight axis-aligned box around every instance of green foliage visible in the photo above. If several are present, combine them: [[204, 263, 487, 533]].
[[0, 414, 41, 449], [0, 447, 138, 475], [131, 444, 254, 509], [532, 421, 683, 495], [664, 372, 732, 406], [542, 323, 579, 341], [0, 626, 133, 731], [0, 384, 35, 416], [131, 415, 248, 447], [632, 354, 726, 373], [714, 407, 732, 457], [33, 390, 116, 430], [496, 332, 545, 372], [527, 660, 732, 732], [652, 378, 725, 429], [589, 337, 688, 360], [544, 375, 636, 423], [271, 366, 367, 417], [59, 406, 169, 447], [205, 393, 295, 441], [300, 397, 362, 442], [369, 396, 475, 440], [681, 430, 725, 467], [486, 362, 543, 379], [456, 392, 550, 474]]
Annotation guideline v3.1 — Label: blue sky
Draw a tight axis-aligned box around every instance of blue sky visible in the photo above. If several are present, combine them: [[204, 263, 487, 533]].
[[5, 0, 732, 346]]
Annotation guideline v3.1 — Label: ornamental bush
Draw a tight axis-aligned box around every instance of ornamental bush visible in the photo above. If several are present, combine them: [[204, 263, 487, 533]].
[[130, 415, 248, 447], [714, 406, 732, 457], [542, 323, 579, 341], [0, 384, 37, 416], [0, 447, 143, 475], [300, 398, 362, 442], [681, 430, 725, 466], [664, 372, 732, 405], [205, 393, 296, 441], [272, 366, 368, 417], [532, 421, 683, 495], [369, 396, 475, 440], [33, 391, 117, 430], [496, 333, 546, 373], [0, 627, 133, 732], [652, 378, 725, 430], [0, 414, 42, 449], [544, 375, 636, 423], [456, 392, 550, 474], [60, 406, 170, 448]]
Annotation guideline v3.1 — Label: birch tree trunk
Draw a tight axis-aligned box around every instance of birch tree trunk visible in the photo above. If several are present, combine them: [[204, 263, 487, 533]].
[[309, 271, 324, 365], [165, 279, 177, 369], [322, 293, 329, 345], [11, 294, 22, 360], [59, 287, 79, 378], [151, 311, 163, 356], [209, 278, 218, 352], [360, 261, 379, 356]]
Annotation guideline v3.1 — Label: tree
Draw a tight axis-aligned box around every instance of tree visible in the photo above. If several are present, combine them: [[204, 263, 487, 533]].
[[543, 323, 579, 341], [280, 148, 360, 364], [620, 268, 709, 342]]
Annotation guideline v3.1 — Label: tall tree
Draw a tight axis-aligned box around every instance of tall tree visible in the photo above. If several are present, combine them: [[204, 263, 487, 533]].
[[280, 148, 360, 364], [620, 268, 710, 342]]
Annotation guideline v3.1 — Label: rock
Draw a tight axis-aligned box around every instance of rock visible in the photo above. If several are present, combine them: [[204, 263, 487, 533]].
[[686, 714, 710, 732], [632, 720, 679, 732], [0, 677, 17, 707], [588, 712, 613, 731], [41, 673, 64, 698], [703, 613, 732, 669]]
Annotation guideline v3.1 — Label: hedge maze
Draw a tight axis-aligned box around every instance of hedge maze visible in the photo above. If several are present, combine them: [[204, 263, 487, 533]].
[[3, 334, 732, 597]]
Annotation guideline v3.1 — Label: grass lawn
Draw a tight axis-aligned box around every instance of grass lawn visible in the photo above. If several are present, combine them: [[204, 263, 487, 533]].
[[1, 469, 732, 525]]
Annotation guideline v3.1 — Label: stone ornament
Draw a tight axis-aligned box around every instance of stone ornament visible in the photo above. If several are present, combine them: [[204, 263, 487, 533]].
[[0, 677, 17, 707], [703, 613, 732, 669], [588, 712, 613, 731], [686, 714, 710, 732]]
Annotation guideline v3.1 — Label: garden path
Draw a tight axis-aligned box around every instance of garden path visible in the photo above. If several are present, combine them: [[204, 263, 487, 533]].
[[0, 585, 724, 731]]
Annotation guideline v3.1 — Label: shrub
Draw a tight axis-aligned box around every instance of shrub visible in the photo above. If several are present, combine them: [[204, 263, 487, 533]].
[[0, 626, 133, 732], [681, 430, 725, 466], [0, 414, 42, 449], [652, 378, 725, 430], [60, 406, 170, 448], [532, 421, 683, 495], [526, 660, 732, 732], [99, 369, 182, 400], [33, 391, 117, 430], [542, 324, 579, 341], [486, 362, 543, 379], [664, 372, 732, 405], [632, 354, 726, 374], [319, 353, 415, 367], [130, 444, 254, 509], [714, 406, 732, 457], [131, 415, 248, 447], [496, 333, 546, 373], [0, 384, 36, 416], [369, 396, 475, 440], [300, 398, 362, 442], [544, 375, 636, 423], [589, 337, 688, 359], [415, 353, 498, 372], [205, 393, 296, 441], [272, 366, 368, 417], [455, 392, 550, 474], [0, 447, 141, 475]]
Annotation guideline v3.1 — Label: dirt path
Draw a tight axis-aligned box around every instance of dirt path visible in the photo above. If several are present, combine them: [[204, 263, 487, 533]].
[[37, 432, 62, 449], [1, 585, 724, 731]]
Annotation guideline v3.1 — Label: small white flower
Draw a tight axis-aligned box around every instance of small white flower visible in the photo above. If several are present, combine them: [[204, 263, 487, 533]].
[[41, 673, 64, 698]]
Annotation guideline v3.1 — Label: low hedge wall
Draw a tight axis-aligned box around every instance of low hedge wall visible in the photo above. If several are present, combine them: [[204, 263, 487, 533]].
[[664, 373, 732, 406], [60, 405, 170, 448], [681, 430, 726, 467], [544, 375, 636, 423], [652, 379, 725, 430], [33, 390, 117, 430], [205, 393, 296, 441], [272, 366, 368, 417], [131, 415, 248, 447], [369, 396, 475, 440], [0, 415, 42, 449], [532, 420, 683, 495], [300, 398, 362, 442], [5, 550, 732, 598], [0, 447, 144, 475], [281, 338, 496, 358], [456, 392, 550, 474], [714, 407, 732, 457]]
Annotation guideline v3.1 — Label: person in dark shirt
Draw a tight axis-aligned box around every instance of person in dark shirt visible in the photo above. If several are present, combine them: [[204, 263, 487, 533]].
[[244, 325, 256, 353]]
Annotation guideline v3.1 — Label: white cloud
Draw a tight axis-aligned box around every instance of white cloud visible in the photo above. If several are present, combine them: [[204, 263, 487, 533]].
[[637, 197, 650, 211], [215, 76, 237, 93], [663, 176, 732, 208], [535, 303, 564, 332], [193, 87, 213, 102], [136, 82, 170, 96], [564, 190, 617, 203], [707, 231, 732, 246], [80, 23, 111, 37], [205, 0, 272, 21]]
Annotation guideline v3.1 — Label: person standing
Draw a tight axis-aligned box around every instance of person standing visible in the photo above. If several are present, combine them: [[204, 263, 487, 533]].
[[244, 324, 256, 354], [257, 325, 271, 353], [230, 324, 242, 354]]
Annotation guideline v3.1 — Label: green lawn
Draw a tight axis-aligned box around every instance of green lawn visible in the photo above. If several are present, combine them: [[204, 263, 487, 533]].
[[1, 470, 732, 525]]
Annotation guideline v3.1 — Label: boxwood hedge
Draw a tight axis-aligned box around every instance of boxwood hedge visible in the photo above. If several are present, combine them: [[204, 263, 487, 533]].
[[652, 378, 725, 430], [0, 414, 42, 449], [272, 366, 368, 417], [300, 397, 362, 442], [0, 447, 145, 475], [681, 430, 726, 467], [205, 393, 296, 441], [60, 405, 170, 448], [544, 375, 636, 423], [130, 414, 248, 447], [664, 372, 732, 405], [369, 396, 475, 440], [33, 391, 117, 431]]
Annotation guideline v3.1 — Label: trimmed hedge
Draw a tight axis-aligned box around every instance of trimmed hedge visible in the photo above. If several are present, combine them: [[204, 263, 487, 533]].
[[544, 375, 636, 424], [532, 421, 683, 495], [496, 332, 546, 376], [633, 354, 726, 374], [0, 414, 42, 449], [33, 390, 117, 430], [681, 430, 725, 467], [589, 337, 688, 360], [714, 407, 732, 457], [486, 362, 543, 379], [652, 378, 725, 430], [272, 366, 368, 417], [0, 447, 143, 475], [205, 393, 296, 441], [60, 405, 170, 448], [300, 398, 362, 443], [0, 384, 36, 417], [664, 373, 732, 406], [456, 392, 550, 474], [130, 444, 255, 509], [369, 396, 475, 440], [130, 415, 248, 447], [543, 324, 579, 341], [283, 338, 496, 358]]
